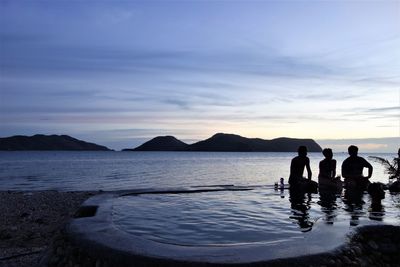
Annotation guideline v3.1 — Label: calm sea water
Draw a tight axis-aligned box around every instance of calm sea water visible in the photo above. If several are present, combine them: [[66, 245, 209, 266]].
[[0, 151, 396, 191]]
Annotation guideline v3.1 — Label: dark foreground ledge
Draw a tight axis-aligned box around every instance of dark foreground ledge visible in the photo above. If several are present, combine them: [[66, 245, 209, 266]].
[[40, 225, 400, 267]]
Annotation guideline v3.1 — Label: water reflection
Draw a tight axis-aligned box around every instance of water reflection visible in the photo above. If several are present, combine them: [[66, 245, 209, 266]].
[[318, 187, 341, 224], [288, 189, 313, 232], [342, 188, 365, 226], [368, 199, 384, 221]]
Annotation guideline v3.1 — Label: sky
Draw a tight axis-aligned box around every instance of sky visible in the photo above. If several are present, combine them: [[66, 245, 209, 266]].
[[0, 0, 399, 152]]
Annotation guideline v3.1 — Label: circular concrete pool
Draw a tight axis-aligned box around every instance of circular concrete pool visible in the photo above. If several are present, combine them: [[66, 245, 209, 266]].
[[67, 186, 400, 265]]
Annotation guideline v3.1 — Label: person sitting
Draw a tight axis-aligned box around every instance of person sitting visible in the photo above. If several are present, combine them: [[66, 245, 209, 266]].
[[341, 145, 373, 190], [318, 148, 341, 190], [289, 146, 316, 192]]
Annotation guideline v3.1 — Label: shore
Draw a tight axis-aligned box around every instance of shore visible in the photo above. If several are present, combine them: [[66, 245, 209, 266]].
[[0, 191, 97, 267], [1, 190, 399, 267]]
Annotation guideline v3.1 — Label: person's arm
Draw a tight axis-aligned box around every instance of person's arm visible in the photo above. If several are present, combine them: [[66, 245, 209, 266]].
[[331, 160, 337, 179], [341, 161, 348, 179], [306, 158, 312, 180]]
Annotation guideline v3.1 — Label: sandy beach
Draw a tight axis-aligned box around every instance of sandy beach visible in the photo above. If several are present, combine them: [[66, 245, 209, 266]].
[[0, 191, 96, 267]]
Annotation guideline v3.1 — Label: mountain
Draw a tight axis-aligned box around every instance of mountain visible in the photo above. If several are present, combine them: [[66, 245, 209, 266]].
[[0, 134, 111, 151], [188, 133, 322, 152], [126, 133, 322, 152], [124, 136, 189, 151]]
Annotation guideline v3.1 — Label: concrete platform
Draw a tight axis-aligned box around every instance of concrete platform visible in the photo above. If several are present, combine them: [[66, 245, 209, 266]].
[[66, 186, 364, 266]]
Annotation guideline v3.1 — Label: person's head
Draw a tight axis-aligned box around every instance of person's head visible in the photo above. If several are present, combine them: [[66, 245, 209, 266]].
[[298, 146, 308, 157], [322, 148, 333, 160], [348, 145, 358, 157]]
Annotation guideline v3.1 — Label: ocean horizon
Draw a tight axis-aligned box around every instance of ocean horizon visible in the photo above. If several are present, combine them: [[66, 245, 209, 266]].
[[0, 151, 395, 191]]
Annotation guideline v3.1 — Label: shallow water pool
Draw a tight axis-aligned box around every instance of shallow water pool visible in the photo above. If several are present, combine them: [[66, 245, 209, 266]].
[[112, 186, 400, 246]]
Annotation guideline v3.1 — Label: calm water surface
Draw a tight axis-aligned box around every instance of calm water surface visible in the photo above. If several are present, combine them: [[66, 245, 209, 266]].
[[113, 187, 400, 245], [0, 151, 396, 191]]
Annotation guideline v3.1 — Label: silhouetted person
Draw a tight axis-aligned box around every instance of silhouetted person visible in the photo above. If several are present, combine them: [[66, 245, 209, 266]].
[[289, 146, 312, 187], [318, 148, 342, 191], [341, 145, 373, 190]]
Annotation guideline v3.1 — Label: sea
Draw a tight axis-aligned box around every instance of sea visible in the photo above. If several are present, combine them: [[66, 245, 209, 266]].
[[0, 151, 396, 191]]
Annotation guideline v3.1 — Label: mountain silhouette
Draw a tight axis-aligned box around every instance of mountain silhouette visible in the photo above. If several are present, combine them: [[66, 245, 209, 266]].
[[0, 134, 111, 151], [126, 133, 322, 152], [124, 136, 189, 151]]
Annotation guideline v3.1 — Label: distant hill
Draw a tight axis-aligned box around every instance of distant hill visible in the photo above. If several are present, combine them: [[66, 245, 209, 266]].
[[125, 133, 322, 152], [0, 134, 111, 151], [188, 133, 322, 152], [123, 136, 189, 151]]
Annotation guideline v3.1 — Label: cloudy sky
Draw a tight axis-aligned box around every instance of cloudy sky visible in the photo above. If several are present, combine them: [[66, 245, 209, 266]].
[[0, 0, 399, 151]]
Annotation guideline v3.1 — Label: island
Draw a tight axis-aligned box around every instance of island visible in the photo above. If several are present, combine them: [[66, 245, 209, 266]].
[[123, 133, 322, 152], [0, 134, 111, 151]]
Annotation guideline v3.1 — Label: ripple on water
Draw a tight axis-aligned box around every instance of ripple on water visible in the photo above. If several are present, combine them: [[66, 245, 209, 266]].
[[112, 188, 400, 246]]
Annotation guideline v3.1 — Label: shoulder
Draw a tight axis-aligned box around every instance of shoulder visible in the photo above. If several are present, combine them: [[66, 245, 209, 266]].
[[359, 156, 372, 165], [357, 156, 367, 162]]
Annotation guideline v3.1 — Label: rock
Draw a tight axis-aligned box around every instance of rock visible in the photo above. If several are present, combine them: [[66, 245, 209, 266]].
[[335, 258, 342, 267], [353, 245, 362, 255], [379, 243, 397, 254], [56, 247, 64, 255], [20, 212, 29, 218], [342, 256, 352, 265], [327, 259, 336, 266], [368, 240, 379, 250]]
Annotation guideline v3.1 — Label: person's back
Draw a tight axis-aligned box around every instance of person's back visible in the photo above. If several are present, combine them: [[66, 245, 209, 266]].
[[318, 148, 337, 187], [289, 146, 312, 185], [342, 145, 372, 189]]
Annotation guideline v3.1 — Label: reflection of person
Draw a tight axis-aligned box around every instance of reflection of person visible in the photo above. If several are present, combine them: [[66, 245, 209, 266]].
[[367, 183, 385, 221], [318, 188, 339, 225], [289, 189, 313, 231], [341, 145, 373, 190], [289, 146, 312, 186], [343, 187, 364, 226]]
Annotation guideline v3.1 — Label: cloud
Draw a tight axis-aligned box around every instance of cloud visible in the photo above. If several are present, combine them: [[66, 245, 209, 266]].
[[366, 106, 400, 112], [318, 137, 400, 153]]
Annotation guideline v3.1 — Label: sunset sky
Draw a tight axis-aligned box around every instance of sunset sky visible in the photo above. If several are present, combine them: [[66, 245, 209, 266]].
[[1, 1, 399, 151]]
